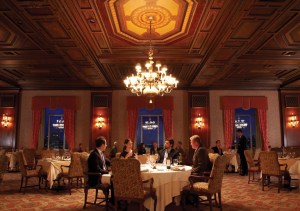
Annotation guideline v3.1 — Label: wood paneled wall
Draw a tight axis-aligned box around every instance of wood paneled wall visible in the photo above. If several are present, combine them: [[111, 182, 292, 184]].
[[0, 92, 19, 149], [90, 92, 112, 149], [281, 91, 300, 147]]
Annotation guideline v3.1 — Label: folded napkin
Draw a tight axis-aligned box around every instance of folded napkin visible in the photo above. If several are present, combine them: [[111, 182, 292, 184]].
[[171, 166, 185, 171], [140, 167, 149, 172]]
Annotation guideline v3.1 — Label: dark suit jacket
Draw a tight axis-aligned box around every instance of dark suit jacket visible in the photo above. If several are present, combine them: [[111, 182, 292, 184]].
[[191, 147, 212, 175], [87, 149, 110, 187], [237, 135, 247, 154], [157, 148, 179, 163], [150, 147, 161, 155], [212, 146, 223, 155]]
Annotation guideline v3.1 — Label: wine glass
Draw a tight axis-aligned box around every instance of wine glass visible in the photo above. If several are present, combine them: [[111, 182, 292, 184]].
[[173, 159, 178, 166]]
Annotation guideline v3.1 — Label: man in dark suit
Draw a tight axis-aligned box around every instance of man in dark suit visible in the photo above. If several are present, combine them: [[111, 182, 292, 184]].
[[190, 135, 212, 175], [150, 141, 161, 155], [88, 136, 111, 187], [158, 138, 179, 163], [211, 140, 223, 155], [237, 129, 248, 176]]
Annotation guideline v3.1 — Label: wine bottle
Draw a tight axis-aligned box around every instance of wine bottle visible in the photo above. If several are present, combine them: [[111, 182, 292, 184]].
[[166, 155, 171, 169]]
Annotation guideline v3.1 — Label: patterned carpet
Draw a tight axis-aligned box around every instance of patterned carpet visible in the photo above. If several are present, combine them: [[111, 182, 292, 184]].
[[0, 172, 299, 211]]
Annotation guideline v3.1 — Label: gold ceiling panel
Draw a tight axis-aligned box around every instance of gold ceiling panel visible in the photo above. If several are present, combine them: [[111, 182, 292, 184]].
[[107, 0, 197, 43]]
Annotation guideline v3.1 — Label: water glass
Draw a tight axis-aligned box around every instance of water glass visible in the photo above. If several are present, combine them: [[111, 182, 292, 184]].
[[173, 159, 178, 166]]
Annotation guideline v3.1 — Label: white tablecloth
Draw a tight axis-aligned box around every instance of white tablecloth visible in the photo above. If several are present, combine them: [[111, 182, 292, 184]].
[[37, 159, 71, 188], [103, 165, 192, 211], [5, 152, 18, 171], [223, 152, 239, 172], [287, 159, 300, 188]]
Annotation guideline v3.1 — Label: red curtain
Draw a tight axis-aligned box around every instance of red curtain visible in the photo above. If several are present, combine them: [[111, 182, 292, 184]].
[[31, 110, 42, 149], [64, 109, 75, 151], [258, 109, 268, 151], [32, 96, 78, 149], [223, 109, 234, 149], [127, 109, 138, 142], [221, 96, 268, 151], [126, 96, 174, 142], [163, 109, 173, 139]]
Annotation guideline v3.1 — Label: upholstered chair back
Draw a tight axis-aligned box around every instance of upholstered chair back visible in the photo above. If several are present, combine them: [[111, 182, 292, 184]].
[[69, 152, 83, 177], [23, 148, 36, 166], [0, 155, 8, 173], [40, 150, 55, 159], [80, 153, 89, 181], [244, 150, 255, 167], [207, 155, 227, 193], [138, 155, 148, 164], [259, 151, 280, 175], [111, 158, 144, 199]]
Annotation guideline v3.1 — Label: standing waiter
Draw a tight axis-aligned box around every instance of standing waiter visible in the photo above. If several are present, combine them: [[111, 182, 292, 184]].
[[236, 129, 248, 176]]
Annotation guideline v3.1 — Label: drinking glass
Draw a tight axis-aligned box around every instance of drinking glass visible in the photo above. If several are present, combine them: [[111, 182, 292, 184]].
[[173, 159, 178, 166]]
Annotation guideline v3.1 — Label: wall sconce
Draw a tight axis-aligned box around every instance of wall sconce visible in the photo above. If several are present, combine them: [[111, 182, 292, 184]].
[[96, 115, 105, 129], [195, 114, 204, 129], [289, 113, 299, 128], [1, 113, 9, 128]]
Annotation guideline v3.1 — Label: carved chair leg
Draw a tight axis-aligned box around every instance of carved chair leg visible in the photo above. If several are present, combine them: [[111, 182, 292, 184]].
[[24, 177, 28, 194], [19, 176, 24, 192], [94, 188, 99, 204], [278, 176, 282, 193], [83, 187, 88, 209], [68, 178, 72, 195], [208, 194, 212, 211], [214, 193, 218, 206], [262, 175, 265, 191], [218, 192, 222, 211], [248, 172, 251, 184]]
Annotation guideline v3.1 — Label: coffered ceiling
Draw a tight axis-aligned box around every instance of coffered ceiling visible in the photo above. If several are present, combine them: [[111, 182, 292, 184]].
[[0, 0, 300, 90]]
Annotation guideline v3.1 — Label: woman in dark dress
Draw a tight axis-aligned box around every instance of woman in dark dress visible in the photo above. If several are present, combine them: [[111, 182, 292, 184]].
[[120, 138, 137, 159]]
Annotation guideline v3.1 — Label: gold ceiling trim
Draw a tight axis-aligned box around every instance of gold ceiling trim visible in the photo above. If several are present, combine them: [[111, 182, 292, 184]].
[[107, 0, 197, 43]]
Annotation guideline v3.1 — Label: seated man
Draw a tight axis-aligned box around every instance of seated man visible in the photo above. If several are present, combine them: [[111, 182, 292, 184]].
[[211, 139, 223, 155], [87, 136, 111, 187], [158, 138, 179, 164], [190, 135, 212, 175], [150, 141, 161, 155]]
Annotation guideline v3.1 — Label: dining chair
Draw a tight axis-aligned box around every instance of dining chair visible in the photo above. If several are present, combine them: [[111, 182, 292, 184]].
[[17, 151, 42, 194], [138, 155, 148, 164], [0, 155, 8, 184], [181, 155, 227, 211], [40, 149, 55, 159], [259, 151, 290, 193], [244, 150, 260, 184], [80, 153, 111, 209], [111, 158, 157, 211], [23, 148, 36, 166], [60, 152, 84, 195]]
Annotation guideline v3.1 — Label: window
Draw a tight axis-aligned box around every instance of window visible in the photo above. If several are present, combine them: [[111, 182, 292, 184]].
[[233, 108, 261, 149], [136, 108, 164, 148], [44, 108, 68, 149]]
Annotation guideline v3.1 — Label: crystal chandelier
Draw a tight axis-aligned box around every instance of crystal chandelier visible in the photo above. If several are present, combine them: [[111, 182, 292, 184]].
[[235, 116, 248, 129], [124, 16, 179, 97]]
